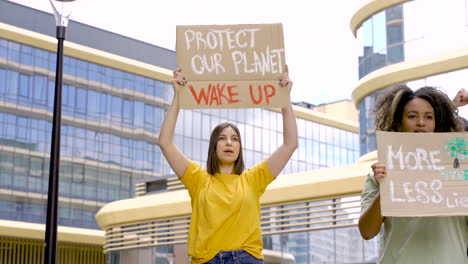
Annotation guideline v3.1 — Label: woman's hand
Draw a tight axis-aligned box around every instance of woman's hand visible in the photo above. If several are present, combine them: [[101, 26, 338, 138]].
[[171, 68, 187, 88], [279, 65, 292, 90], [371, 163, 387, 184], [452, 88, 468, 108]]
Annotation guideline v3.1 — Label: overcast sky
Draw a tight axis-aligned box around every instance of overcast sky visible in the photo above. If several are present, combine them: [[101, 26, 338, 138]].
[[8, 0, 367, 105]]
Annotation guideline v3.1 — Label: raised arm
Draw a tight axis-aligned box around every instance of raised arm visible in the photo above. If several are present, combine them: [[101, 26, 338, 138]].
[[452, 88, 468, 108], [158, 69, 189, 178], [358, 163, 385, 240], [265, 65, 298, 178]]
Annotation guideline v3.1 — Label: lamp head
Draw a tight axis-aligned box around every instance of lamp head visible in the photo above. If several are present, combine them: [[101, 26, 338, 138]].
[[49, 0, 77, 27]]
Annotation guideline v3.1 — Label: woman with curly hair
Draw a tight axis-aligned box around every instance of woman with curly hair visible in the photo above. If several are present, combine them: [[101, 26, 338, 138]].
[[358, 84, 468, 264]]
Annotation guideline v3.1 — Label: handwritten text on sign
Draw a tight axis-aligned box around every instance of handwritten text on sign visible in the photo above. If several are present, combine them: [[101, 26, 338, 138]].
[[176, 24, 290, 109], [183, 29, 284, 75], [376, 131, 468, 216]]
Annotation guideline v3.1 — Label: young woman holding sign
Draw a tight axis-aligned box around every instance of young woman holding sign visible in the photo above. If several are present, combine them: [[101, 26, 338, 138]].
[[358, 84, 468, 264], [158, 66, 297, 264]]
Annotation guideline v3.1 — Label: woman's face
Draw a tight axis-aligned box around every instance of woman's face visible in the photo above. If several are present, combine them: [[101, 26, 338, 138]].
[[216, 126, 241, 166], [398, 98, 436, 133]]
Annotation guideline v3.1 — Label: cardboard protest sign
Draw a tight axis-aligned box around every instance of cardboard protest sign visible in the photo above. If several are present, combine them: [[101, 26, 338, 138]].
[[176, 23, 290, 109], [376, 131, 468, 216]]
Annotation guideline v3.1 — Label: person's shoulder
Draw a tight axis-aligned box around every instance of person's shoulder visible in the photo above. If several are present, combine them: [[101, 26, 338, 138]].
[[242, 160, 268, 174], [363, 171, 379, 190], [186, 160, 202, 171], [180, 160, 210, 191], [366, 170, 377, 182], [182, 160, 208, 179]]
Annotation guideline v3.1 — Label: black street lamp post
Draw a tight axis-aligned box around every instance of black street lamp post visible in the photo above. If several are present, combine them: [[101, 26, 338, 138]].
[[45, 1, 76, 263]]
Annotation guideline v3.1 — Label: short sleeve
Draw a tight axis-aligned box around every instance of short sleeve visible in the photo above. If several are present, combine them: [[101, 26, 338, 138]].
[[243, 160, 274, 196], [361, 171, 379, 214], [180, 160, 208, 198]]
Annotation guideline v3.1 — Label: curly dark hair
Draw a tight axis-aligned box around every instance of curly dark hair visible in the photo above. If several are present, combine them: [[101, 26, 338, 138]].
[[374, 84, 464, 132]]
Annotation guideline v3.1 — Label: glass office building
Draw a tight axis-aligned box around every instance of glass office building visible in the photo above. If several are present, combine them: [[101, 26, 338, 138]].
[[7, 0, 445, 263], [350, 0, 468, 262], [0, 37, 174, 228], [357, 4, 405, 155], [0, 37, 360, 230], [354, 0, 468, 155], [1, 0, 360, 248]]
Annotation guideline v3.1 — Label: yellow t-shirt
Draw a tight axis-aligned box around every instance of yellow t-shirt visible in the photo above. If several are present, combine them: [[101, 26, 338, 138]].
[[180, 160, 274, 264]]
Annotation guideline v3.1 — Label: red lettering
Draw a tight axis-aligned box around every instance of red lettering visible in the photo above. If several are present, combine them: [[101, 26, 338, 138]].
[[209, 83, 220, 105], [216, 83, 231, 104], [263, 85, 275, 104], [188, 84, 211, 105], [249, 85, 263, 104], [227, 85, 240, 103], [189, 83, 241, 106]]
